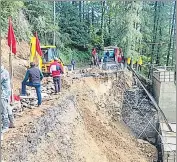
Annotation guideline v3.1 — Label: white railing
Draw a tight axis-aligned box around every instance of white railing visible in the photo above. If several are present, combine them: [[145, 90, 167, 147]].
[[153, 66, 175, 82]]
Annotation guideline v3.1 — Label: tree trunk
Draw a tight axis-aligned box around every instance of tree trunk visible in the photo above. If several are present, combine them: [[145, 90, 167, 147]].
[[87, 4, 90, 26], [91, 7, 94, 25], [79, 1, 82, 22], [101, 1, 105, 46], [83, 1, 85, 20], [156, 3, 163, 65], [151, 1, 158, 64], [166, 1, 176, 66], [156, 26, 162, 65], [172, 35, 175, 66], [101, 1, 105, 31], [108, 12, 111, 34]]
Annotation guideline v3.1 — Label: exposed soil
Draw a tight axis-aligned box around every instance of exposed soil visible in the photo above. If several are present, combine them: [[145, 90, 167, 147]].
[[1, 39, 157, 162], [1, 39, 30, 94], [2, 71, 157, 162]]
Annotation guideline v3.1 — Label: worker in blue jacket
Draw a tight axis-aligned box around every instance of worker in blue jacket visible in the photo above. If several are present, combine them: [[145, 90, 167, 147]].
[[21, 62, 43, 107]]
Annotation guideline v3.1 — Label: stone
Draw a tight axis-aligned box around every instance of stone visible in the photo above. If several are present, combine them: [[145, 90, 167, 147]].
[[47, 132, 55, 138]]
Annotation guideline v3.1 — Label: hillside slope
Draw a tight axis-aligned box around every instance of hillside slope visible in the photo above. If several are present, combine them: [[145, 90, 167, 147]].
[[2, 69, 157, 162], [1, 39, 30, 94]]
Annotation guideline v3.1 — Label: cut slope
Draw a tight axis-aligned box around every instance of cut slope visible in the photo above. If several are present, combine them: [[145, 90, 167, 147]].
[[1, 39, 30, 93], [2, 72, 157, 162]]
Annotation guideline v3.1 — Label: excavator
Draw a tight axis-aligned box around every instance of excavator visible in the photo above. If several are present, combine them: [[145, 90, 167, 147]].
[[30, 36, 64, 76]]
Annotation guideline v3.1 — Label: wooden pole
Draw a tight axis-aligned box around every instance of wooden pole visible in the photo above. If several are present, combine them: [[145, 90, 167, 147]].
[[9, 43, 14, 103], [53, 1, 56, 46]]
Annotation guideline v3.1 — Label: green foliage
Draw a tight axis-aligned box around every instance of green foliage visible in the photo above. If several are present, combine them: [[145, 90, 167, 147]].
[[59, 47, 90, 67], [59, 2, 89, 49], [1, 1, 31, 40], [24, 1, 57, 44], [0, 0, 176, 67]]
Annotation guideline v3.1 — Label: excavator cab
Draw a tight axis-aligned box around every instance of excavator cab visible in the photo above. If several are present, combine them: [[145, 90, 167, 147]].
[[41, 46, 64, 76], [30, 37, 64, 77]]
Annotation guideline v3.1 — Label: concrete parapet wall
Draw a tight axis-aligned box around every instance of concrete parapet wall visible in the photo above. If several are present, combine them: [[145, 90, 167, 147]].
[[153, 71, 175, 82], [152, 71, 176, 123], [159, 82, 176, 122]]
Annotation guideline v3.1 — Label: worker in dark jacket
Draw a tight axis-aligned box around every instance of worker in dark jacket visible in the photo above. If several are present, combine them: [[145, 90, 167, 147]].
[[50, 58, 64, 94], [21, 62, 43, 107], [71, 59, 76, 71]]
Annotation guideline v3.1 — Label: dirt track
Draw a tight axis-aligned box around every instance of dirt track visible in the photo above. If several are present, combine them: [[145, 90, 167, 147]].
[[2, 70, 157, 162]]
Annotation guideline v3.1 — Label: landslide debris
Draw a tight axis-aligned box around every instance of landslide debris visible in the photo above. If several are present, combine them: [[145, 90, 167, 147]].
[[2, 70, 157, 162]]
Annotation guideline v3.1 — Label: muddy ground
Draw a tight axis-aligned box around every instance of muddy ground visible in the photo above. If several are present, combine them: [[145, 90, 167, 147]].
[[2, 70, 157, 162]]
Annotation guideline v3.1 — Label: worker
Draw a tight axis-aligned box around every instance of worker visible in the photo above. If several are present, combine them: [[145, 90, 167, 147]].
[[1, 65, 13, 140], [117, 51, 122, 69], [95, 53, 99, 67], [120, 48, 124, 69], [132, 58, 137, 69], [137, 56, 143, 72], [91, 48, 96, 59], [71, 58, 76, 71], [114, 48, 118, 63], [100, 57, 104, 69], [50, 57, 64, 94], [105, 50, 110, 57], [1, 65, 15, 129], [21, 62, 44, 107], [127, 57, 131, 65], [91, 48, 97, 65]]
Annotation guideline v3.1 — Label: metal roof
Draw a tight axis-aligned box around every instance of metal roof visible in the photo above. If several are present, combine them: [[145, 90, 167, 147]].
[[104, 46, 118, 50], [41, 45, 56, 48]]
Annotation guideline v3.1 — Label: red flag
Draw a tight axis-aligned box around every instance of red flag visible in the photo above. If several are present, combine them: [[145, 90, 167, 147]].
[[35, 32, 43, 56], [7, 17, 17, 55]]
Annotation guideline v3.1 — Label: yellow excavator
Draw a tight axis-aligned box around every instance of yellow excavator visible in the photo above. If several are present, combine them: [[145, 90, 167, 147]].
[[30, 36, 64, 76]]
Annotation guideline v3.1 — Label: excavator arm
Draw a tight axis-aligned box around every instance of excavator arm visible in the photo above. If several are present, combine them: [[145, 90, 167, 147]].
[[30, 36, 43, 70]]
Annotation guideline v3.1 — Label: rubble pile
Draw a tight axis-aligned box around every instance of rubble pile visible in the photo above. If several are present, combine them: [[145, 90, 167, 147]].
[[137, 139, 158, 161], [20, 78, 55, 109], [14, 77, 72, 111]]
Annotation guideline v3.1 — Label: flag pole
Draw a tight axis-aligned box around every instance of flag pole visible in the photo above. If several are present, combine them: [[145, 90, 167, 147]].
[[9, 42, 14, 103], [35, 32, 38, 68]]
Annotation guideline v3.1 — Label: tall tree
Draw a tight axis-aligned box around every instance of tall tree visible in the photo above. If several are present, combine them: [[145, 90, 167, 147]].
[[166, 1, 176, 66]]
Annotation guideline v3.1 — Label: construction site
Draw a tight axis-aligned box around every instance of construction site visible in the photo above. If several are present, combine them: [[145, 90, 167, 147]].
[[0, 1, 176, 162], [0, 39, 176, 162]]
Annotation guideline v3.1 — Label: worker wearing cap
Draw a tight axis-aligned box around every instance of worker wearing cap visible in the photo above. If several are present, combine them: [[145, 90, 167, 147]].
[[50, 57, 64, 94], [21, 62, 44, 107], [137, 56, 143, 72]]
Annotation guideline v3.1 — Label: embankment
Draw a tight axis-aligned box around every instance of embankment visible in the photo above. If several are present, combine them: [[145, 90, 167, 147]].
[[2, 70, 157, 162]]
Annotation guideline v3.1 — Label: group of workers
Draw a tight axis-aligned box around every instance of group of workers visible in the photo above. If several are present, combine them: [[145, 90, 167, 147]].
[[91, 47, 143, 70], [1, 57, 64, 140]]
